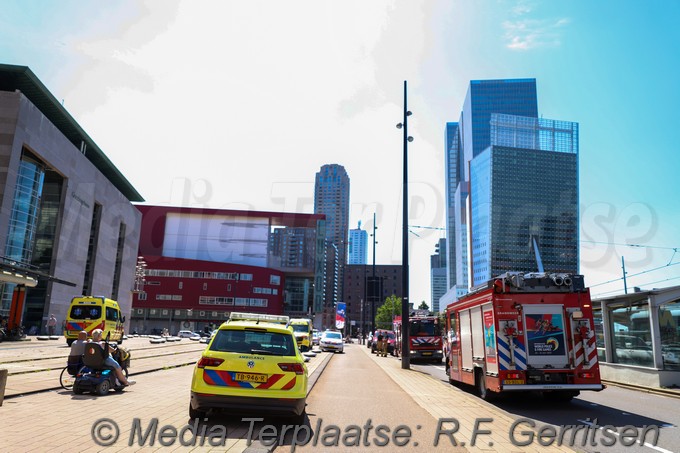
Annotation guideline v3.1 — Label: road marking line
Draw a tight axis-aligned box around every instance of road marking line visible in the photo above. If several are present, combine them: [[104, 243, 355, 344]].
[[577, 419, 674, 453]]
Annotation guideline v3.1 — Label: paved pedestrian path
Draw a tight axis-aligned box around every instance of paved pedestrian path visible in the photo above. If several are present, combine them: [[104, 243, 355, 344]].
[[357, 344, 577, 453], [291, 343, 467, 453]]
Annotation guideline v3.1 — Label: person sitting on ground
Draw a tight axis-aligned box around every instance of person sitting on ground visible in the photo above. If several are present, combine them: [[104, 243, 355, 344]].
[[91, 329, 135, 386]]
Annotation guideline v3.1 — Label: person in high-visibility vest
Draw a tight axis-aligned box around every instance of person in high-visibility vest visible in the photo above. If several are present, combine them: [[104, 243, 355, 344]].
[[377, 333, 388, 357]]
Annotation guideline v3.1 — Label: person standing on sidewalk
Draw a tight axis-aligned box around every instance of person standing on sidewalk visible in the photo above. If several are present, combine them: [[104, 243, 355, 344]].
[[46, 314, 57, 336]]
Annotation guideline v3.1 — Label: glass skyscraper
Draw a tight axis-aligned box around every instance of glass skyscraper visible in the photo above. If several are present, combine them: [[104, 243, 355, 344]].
[[444, 78, 578, 298], [348, 221, 367, 265]]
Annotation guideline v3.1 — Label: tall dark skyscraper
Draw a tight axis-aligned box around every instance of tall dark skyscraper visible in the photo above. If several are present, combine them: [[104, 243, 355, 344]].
[[443, 79, 578, 302], [314, 164, 350, 325], [430, 238, 447, 313]]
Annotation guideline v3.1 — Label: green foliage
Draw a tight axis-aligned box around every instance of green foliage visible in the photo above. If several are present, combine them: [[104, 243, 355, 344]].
[[438, 311, 447, 329], [418, 301, 429, 310], [375, 295, 402, 329]]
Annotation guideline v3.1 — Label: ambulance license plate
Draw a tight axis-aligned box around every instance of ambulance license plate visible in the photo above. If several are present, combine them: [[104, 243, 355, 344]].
[[235, 372, 267, 383], [503, 379, 524, 385]]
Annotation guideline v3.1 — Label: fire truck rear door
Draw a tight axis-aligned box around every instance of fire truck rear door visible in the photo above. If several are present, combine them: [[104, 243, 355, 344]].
[[522, 304, 569, 368]]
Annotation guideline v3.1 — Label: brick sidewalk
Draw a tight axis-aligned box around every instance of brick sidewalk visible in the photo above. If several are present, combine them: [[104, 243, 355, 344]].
[[358, 345, 577, 453], [0, 345, 332, 453], [0, 337, 209, 397], [1, 340, 584, 453]]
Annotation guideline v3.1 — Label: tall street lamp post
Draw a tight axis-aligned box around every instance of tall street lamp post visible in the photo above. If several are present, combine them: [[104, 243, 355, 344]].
[[396, 80, 413, 370], [370, 212, 377, 333]]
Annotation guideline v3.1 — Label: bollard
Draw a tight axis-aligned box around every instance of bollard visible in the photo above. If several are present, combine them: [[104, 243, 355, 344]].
[[0, 368, 7, 406]]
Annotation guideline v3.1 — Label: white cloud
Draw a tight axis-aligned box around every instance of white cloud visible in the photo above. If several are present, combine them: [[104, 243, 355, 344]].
[[503, 12, 570, 50], [56, 0, 443, 305]]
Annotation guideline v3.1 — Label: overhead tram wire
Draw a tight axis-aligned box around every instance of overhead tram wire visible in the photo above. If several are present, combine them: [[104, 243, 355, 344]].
[[581, 240, 679, 251], [581, 241, 680, 288], [592, 275, 680, 298], [589, 261, 680, 288]]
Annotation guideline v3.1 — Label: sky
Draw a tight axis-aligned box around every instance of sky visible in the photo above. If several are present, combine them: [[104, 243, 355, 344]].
[[1, 0, 679, 304]]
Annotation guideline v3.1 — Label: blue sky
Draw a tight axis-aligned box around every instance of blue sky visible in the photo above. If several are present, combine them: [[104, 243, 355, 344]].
[[1, 0, 678, 302]]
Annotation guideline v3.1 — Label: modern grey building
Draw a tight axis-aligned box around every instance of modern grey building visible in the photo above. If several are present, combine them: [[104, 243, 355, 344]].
[[443, 79, 578, 301], [0, 64, 143, 334], [344, 264, 403, 336], [314, 164, 350, 327], [348, 221, 368, 265]]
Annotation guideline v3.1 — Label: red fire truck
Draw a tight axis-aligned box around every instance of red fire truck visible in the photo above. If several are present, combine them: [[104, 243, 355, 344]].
[[393, 311, 443, 363], [444, 272, 603, 402]]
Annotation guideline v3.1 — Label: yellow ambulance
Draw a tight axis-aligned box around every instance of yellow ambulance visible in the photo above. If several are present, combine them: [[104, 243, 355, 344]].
[[289, 318, 313, 352], [64, 296, 125, 346]]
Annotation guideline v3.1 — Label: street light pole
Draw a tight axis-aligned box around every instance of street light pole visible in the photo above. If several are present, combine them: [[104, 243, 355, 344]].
[[370, 212, 377, 333], [397, 80, 412, 370]]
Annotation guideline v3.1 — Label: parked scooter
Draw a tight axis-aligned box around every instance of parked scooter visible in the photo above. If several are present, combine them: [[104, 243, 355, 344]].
[[72, 334, 131, 396]]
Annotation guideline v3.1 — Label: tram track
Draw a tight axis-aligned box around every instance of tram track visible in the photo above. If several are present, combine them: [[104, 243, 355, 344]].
[[4, 348, 203, 376], [0, 337, 207, 399], [0, 341, 205, 366]]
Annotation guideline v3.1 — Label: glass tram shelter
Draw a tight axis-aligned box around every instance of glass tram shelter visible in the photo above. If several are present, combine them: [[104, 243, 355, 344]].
[[593, 285, 680, 388]]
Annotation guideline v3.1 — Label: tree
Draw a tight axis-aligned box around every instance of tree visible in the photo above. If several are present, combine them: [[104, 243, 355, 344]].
[[375, 295, 402, 329], [418, 301, 429, 310]]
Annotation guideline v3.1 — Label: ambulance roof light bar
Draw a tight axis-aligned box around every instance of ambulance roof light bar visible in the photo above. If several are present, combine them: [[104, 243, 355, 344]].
[[228, 312, 290, 324]]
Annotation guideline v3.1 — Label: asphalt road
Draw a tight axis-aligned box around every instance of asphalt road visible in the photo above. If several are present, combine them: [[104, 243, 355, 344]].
[[412, 362, 679, 453]]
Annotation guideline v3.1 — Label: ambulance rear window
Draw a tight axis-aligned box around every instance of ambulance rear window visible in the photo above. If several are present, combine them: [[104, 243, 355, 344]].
[[70, 306, 101, 320]]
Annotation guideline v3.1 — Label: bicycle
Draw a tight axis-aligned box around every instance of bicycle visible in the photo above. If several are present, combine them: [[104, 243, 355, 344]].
[[60, 365, 78, 390], [60, 356, 84, 390], [1, 325, 25, 342]]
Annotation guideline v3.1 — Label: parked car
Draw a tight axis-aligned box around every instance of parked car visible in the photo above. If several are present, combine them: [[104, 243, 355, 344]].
[[371, 329, 396, 355], [320, 330, 344, 353], [614, 334, 653, 366], [177, 330, 199, 338], [662, 343, 680, 367], [312, 329, 321, 346]]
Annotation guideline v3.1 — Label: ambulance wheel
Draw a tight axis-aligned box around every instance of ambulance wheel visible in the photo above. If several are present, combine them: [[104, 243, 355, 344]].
[[289, 409, 306, 425], [189, 403, 206, 420], [67, 339, 74, 347], [96, 380, 111, 396]]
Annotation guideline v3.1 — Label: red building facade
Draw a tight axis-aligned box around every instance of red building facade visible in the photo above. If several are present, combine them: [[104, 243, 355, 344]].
[[131, 205, 325, 334]]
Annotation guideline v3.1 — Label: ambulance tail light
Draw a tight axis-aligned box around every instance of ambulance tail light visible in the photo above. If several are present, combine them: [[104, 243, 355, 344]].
[[506, 372, 522, 379], [278, 363, 305, 375], [580, 371, 596, 379], [197, 357, 224, 368]]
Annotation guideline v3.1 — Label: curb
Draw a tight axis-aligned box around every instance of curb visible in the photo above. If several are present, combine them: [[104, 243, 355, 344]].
[[601, 379, 680, 399]]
